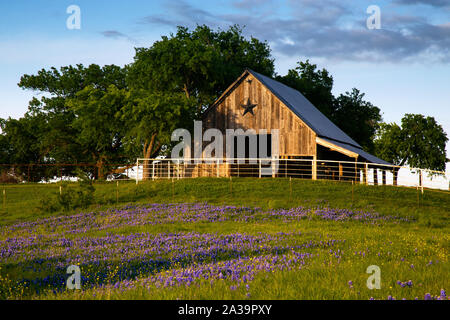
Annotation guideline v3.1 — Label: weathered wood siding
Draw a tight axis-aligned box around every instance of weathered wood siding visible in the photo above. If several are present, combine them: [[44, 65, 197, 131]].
[[204, 73, 316, 157]]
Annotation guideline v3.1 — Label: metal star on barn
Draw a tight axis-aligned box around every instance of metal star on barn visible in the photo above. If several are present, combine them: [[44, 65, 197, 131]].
[[241, 98, 257, 116]]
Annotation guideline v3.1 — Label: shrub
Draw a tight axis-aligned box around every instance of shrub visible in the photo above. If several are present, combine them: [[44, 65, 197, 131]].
[[38, 171, 95, 213]]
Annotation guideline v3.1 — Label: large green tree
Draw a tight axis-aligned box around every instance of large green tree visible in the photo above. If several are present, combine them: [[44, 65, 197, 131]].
[[332, 88, 382, 152], [375, 114, 448, 185], [119, 90, 195, 179], [17, 64, 128, 178], [66, 84, 129, 178], [375, 114, 448, 170], [0, 112, 50, 181], [127, 25, 275, 114]]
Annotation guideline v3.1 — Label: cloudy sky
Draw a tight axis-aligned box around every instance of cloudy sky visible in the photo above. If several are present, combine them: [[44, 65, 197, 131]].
[[1, 0, 449, 158]]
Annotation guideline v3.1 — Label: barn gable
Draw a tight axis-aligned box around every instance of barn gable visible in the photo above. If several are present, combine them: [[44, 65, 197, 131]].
[[204, 70, 317, 156]]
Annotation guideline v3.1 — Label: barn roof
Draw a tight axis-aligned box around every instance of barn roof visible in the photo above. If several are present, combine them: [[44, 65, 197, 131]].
[[318, 138, 392, 165], [248, 69, 361, 148], [248, 70, 391, 165]]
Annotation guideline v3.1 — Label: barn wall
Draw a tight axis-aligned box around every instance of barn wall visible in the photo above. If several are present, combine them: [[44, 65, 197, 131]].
[[204, 73, 317, 157]]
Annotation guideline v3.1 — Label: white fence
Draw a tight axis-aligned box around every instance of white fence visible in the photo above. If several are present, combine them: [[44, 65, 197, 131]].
[[133, 158, 450, 191]]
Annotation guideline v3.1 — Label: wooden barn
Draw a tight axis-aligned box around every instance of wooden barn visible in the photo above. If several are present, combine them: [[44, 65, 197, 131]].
[[199, 69, 391, 182]]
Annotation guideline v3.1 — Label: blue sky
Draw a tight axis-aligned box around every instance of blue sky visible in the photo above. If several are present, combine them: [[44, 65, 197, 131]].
[[1, 0, 449, 159]]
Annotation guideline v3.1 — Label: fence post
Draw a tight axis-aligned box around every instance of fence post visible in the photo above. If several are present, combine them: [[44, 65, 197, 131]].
[[259, 159, 262, 179], [312, 156, 317, 180], [216, 159, 219, 178], [419, 169, 423, 193], [178, 159, 181, 180], [2, 189, 5, 212], [272, 157, 276, 178], [285, 159, 287, 178], [136, 159, 139, 185], [168, 161, 171, 180], [152, 161, 155, 181]]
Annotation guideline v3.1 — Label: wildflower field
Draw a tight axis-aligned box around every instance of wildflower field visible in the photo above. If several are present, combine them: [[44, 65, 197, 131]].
[[0, 178, 448, 300]]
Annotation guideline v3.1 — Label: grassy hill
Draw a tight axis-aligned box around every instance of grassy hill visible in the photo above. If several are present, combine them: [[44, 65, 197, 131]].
[[0, 178, 448, 300], [0, 178, 448, 227]]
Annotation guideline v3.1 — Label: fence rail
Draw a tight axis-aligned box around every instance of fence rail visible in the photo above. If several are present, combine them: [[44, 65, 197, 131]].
[[0, 159, 448, 192], [136, 158, 450, 191], [0, 163, 136, 183]]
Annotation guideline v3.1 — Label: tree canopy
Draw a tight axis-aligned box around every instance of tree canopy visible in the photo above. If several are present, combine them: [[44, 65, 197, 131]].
[[375, 114, 448, 171], [127, 25, 275, 114], [332, 88, 382, 153]]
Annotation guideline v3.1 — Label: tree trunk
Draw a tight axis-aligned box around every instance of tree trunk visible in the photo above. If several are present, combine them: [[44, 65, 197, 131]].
[[183, 83, 190, 99], [142, 133, 157, 180], [97, 159, 105, 180]]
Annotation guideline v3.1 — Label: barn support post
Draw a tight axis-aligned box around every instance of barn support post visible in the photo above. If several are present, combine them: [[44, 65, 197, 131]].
[[272, 157, 276, 178], [382, 170, 386, 185], [364, 163, 368, 185], [216, 159, 220, 178], [373, 167, 379, 186], [312, 156, 317, 181], [178, 159, 181, 180]]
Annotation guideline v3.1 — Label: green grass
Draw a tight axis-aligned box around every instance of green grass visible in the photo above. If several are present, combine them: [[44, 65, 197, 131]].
[[0, 178, 448, 227], [0, 178, 448, 300], [31, 220, 449, 300]]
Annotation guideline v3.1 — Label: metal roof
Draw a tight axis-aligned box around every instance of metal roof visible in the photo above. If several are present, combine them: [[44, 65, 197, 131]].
[[319, 138, 392, 165], [248, 69, 362, 149], [248, 69, 391, 165]]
